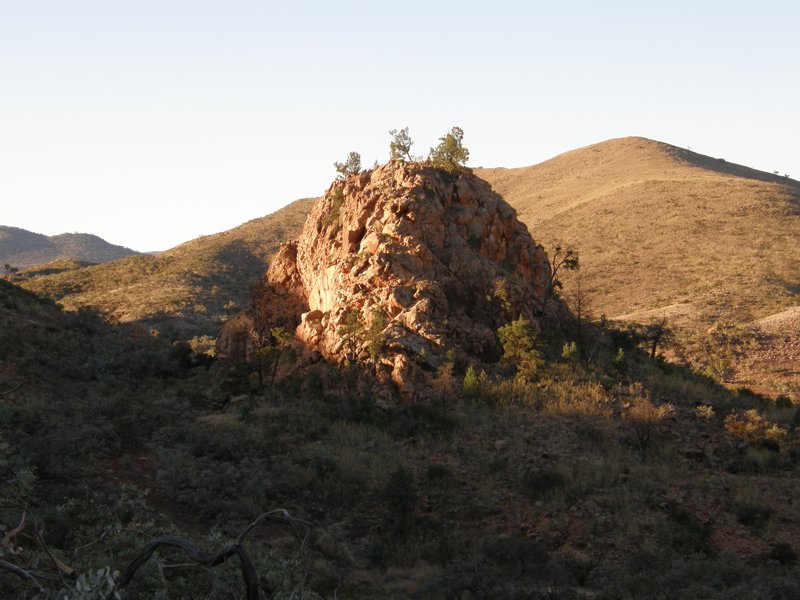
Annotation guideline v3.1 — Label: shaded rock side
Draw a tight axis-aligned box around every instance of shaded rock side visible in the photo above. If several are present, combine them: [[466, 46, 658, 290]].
[[219, 161, 550, 393]]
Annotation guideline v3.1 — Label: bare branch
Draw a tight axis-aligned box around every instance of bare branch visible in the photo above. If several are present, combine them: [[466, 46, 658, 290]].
[[0, 559, 46, 594], [237, 508, 312, 545], [114, 509, 317, 600], [34, 525, 75, 583], [114, 535, 259, 600], [0, 381, 28, 397]]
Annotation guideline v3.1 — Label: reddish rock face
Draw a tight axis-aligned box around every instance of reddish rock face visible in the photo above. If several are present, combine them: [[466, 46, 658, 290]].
[[219, 161, 550, 397]]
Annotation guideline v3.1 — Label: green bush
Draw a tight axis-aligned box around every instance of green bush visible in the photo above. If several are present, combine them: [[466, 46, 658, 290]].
[[562, 341, 580, 363], [428, 126, 469, 172]]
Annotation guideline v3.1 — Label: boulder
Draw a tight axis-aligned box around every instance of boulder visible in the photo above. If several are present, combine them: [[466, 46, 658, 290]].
[[218, 161, 550, 397]]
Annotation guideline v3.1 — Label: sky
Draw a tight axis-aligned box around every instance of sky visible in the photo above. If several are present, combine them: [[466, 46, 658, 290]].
[[1, 1, 798, 251]]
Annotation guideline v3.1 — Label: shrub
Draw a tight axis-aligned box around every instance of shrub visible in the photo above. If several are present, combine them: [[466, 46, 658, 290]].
[[678, 322, 757, 383], [384, 465, 417, 528], [666, 503, 714, 554], [695, 404, 716, 420], [736, 503, 774, 528], [520, 468, 566, 501], [321, 186, 345, 230], [623, 382, 674, 453], [728, 446, 782, 474], [498, 317, 544, 378], [463, 365, 479, 398], [724, 409, 788, 449], [613, 347, 626, 371], [769, 542, 798, 565], [365, 308, 386, 366], [562, 341, 580, 363]]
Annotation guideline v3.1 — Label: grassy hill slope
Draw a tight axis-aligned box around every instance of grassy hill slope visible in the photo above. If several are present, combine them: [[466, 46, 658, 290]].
[[477, 137, 800, 327], [17, 198, 315, 337]]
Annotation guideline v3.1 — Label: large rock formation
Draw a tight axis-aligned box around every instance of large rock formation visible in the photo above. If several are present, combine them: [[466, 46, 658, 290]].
[[218, 161, 550, 398]]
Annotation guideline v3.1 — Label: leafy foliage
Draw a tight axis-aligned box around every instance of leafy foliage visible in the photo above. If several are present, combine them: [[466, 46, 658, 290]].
[[497, 316, 543, 378], [545, 244, 579, 303], [462, 365, 479, 398], [337, 309, 363, 362], [724, 409, 788, 448], [623, 382, 675, 453], [428, 126, 469, 173], [389, 127, 416, 161], [365, 309, 386, 366], [333, 151, 362, 179]]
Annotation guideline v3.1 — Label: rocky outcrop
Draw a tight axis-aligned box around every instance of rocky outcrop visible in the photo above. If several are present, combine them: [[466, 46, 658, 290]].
[[218, 161, 550, 398]]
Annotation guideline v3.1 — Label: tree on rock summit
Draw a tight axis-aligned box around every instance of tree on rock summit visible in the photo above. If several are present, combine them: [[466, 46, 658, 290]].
[[429, 126, 469, 173], [389, 127, 417, 161], [334, 151, 362, 179]]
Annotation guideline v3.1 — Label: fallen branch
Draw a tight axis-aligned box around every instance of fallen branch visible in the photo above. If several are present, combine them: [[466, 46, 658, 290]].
[[0, 559, 46, 594], [0, 381, 27, 398], [35, 525, 75, 580], [113, 509, 314, 600]]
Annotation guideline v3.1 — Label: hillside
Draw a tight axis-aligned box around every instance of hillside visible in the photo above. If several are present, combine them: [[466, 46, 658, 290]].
[[17, 197, 315, 338], [477, 137, 800, 328], [0, 226, 140, 269], [5, 205, 800, 598]]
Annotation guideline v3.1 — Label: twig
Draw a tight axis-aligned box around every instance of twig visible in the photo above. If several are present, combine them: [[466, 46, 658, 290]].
[[5, 508, 27, 541], [0, 381, 27, 397], [237, 508, 312, 545], [239, 508, 314, 600], [34, 525, 75, 585], [71, 530, 110, 561]]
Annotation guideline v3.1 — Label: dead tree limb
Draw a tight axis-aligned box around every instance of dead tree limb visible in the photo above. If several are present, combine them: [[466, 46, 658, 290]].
[[0, 559, 46, 594], [113, 509, 314, 600], [0, 381, 27, 397], [113, 535, 259, 600]]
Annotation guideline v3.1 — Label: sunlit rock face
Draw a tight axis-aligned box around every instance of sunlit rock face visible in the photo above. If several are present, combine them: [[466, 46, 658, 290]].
[[218, 161, 550, 398]]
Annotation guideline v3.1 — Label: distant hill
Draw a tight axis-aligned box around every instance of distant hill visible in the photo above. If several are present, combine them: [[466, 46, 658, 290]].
[[477, 136, 800, 328], [18, 197, 316, 338], [0, 226, 140, 270]]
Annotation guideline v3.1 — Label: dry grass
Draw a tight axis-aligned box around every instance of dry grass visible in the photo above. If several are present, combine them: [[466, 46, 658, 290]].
[[477, 136, 800, 328]]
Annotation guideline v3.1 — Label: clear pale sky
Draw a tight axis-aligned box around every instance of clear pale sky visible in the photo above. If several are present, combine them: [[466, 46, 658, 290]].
[[2, 1, 798, 251]]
